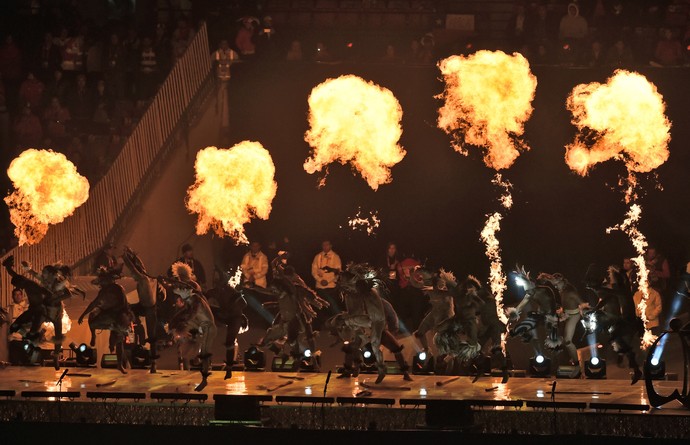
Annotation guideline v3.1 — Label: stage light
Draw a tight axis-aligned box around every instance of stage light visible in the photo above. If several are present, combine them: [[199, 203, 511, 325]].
[[585, 357, 606, 379], [299, 349, 319, 372], [412, 351, 434, 375], [69, 342, 96, 367], [9, 340, 41, 365], [129, 344, 151, 369], [243, 346, 265, 371], [363, 350, 372, 359], [529, 355, 551, 377], [647, 358, 666, 380]]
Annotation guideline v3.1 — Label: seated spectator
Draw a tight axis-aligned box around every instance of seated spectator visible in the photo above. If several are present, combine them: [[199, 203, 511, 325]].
[[286, 40, 303, 61], [235, 17, 258, 57], [406, 39, 424, 64], [13, 104, 42, 148], [85, 38, 104, 82], [525, 4, 557, 42], [257, 16, 278, 57], [653, 28, 684, 66], [419, 33, 435, 64], [42, 96, 70, 142], [583, 40, 606, 67], [381, 44, 402, 63], [138, 37, 159, 100], [19, 72, 45, 110], [506, 2, 528, 43], [0, 35, 23, 86], [314, 42, 335, 62], [172, 18, 195, 60], [38, 32, 61, 81], [69, 73, 92, 122], [559, 3, 588, 41], [606, 39, 634, 68], [45, 69, 69, 106], [61, 32, 85, 74]]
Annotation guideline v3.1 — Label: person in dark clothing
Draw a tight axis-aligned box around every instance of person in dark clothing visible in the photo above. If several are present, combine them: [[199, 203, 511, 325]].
[[93, 242, 118, 273], [173, 243, 206, 289]]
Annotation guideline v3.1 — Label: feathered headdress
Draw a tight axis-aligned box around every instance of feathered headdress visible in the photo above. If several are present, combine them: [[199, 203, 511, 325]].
[[438, 268, 457, 287], [171, 261, 195, 283]]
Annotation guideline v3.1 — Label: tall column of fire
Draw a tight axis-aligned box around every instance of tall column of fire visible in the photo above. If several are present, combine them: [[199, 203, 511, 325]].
[[437, 50, 537, 350], [565, 70, 671, 348]]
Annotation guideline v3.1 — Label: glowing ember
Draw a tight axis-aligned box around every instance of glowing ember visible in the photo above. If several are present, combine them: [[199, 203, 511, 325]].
[[347, 208, 380, 236], [565, 70, 671, 176], [186, 142, 277, 245], [566, 71, 671, 349], [4, 149, 89, 246], [437, 50, 537, 170], [303, 75, 406, 190]]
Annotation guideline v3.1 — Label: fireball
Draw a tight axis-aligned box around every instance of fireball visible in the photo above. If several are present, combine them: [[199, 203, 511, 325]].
[[437, 50, 537, 170], [565, 70, 671, 176], [4, 149, 89, 246], [186, 142, 277, 245], [304, 75, 405, 190]]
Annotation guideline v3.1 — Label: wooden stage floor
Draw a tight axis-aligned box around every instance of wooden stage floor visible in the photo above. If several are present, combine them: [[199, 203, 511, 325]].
[[1, 366, 689, 437]]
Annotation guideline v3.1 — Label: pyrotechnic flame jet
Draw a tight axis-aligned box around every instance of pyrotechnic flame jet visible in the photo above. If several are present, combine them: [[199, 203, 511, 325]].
[[303, 74, 405, 191], [186, 142, 277, 245], [4, 149, 90, 246], [437, 50, 537, 351], [565, 70, 671, 349]]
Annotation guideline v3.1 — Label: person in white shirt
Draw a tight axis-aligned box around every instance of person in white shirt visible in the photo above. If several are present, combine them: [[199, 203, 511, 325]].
[[311, 240, 342, 313], [241, 241, 269, 288]]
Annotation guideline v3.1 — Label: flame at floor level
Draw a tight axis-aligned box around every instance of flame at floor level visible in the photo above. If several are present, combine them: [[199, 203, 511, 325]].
[[4, 149, 90, 246], [437, 50, 537, 170], [186, 142, 277, 245], [303, 75, 405, 191]]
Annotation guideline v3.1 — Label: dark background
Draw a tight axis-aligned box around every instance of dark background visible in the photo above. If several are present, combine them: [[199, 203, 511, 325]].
[[220, 61, 690, 301]]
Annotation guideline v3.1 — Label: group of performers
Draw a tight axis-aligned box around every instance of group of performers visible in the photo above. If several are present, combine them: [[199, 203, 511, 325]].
[[3, 244, 689, 389]]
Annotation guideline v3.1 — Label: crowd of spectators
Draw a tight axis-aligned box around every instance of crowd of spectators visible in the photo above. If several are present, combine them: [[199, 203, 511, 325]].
[[210, 0, 690, 68], [0, 1, 202, 254], [0, 19, 200, 182], [505, 0, 690, 68]]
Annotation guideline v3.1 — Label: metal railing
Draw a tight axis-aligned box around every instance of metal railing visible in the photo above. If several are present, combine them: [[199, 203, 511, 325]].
[[1, 23, 213, 307]]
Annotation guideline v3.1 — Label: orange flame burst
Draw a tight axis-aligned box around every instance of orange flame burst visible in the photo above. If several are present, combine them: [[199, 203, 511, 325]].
[[304, 75, 406, 191], [566, 71, 671, 349], [347, 208, 381, 236], [437, 50, 537, 170], [4, 149, 89, 246], [186, 142, 277, 245], [565, 70, 670, 176]]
